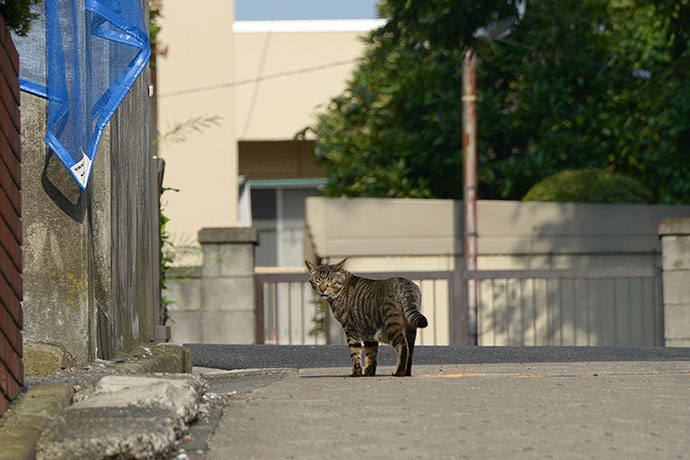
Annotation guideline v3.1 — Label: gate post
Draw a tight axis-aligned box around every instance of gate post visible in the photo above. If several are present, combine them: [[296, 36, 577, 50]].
[[659, 218, 690, 347], [198, 227, 259, 344]]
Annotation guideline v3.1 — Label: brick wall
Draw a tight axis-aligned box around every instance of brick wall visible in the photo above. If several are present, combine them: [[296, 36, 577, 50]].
[[0, 15, 22, 416]]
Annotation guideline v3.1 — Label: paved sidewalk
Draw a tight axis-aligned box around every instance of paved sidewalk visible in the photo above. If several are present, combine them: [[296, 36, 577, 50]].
[[0, 344, 194, 460], [206, 361, 690, 459]]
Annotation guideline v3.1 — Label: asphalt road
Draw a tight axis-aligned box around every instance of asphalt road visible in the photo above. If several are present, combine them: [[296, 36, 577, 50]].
[[187, 344, 690, 371], [187, 345, 690, 459], [201, 361, 690, 459]]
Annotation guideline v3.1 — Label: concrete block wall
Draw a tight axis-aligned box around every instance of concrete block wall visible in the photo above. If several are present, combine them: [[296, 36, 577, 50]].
[[660, 218, 690, 346], [0, 15, 22, 414], [166, 227, 259, 344]]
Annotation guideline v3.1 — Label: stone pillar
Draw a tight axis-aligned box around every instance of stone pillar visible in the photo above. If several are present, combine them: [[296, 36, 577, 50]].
[[659, 218, 690, 347], [199, 227, 259, 343]]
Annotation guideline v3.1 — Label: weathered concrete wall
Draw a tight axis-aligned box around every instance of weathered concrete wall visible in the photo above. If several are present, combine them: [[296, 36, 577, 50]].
[[306, 198, 690, 271], [660, 218, 690, 347], [21, 69, 157, 373], [165, 227, 258, 344], [104, 65, 158, 356], [21, 93, 93, 373]]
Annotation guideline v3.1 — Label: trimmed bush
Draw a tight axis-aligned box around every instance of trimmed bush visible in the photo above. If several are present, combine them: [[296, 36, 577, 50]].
[[522, 168, 653, 204]]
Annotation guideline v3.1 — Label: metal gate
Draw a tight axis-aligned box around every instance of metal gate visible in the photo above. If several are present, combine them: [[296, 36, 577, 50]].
[[466, 267, 663, 346], [255, 266, 663, 347], [254, 269, 467, 345]]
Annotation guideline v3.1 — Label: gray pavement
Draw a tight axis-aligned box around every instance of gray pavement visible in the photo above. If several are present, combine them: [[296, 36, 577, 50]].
[[204, 360, 690, 460], [4, 346, 690, 459]]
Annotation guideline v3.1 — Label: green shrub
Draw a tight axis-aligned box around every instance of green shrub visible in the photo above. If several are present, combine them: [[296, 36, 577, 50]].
[[522, 168, 653, 204]]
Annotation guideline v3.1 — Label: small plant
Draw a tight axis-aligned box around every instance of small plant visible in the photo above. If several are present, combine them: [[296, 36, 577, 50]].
[[149, 0, 168, 65], [159, 207, 175, 325], [155, 114, 221, 325], [1, 0, 40, 37], [154, 115, 221, 146], [309, 297, 328, 339]]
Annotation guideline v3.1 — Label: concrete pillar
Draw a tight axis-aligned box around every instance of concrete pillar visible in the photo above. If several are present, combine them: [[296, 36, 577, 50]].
[[659, 218, 690, 347], [20, 93, 93, 374], [199, 227, 259, 343]]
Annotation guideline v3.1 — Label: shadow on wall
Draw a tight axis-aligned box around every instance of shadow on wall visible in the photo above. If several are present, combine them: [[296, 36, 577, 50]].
[[477, 275, 661, 347], [41, 152, 87, 223], [474, 200, 689, 346], [492, 201, 683, 267]]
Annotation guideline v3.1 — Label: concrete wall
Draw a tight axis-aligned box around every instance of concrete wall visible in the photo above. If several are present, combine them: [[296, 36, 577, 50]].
[[304, 198, 690, 346], [102, 65, 159, 356], [660, 218, 690, 347], [21, 68, 157, 373], [165, 227, 258, 344], [305, 198, 690, 271]]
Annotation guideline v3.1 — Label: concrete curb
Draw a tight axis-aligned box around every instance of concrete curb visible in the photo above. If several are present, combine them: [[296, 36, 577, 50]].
[[0, 343, 191, 460]]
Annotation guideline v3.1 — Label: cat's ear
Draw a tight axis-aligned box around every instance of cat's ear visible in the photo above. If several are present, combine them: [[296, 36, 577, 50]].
[[305, 260, 317, 273], [333, 258, 348, 271]]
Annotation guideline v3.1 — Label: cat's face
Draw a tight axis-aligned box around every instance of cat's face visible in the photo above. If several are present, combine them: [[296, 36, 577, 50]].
[[305, 258, 348, 299]]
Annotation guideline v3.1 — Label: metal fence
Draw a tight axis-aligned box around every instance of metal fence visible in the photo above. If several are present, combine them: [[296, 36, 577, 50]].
[[254, 269, 466, 345], [468, 267, 663, 346], [255, 266, 663, 347]]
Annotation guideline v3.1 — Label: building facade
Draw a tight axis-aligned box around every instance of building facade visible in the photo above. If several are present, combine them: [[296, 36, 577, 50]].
[[156, 1, 382, 267]]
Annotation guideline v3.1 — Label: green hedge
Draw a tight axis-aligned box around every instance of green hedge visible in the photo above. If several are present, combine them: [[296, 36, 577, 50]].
[[522, 168, 653, 204]]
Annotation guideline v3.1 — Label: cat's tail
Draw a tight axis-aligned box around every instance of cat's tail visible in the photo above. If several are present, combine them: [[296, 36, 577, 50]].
[[406, 309, 428, 328], [401, 282, 428, 328]]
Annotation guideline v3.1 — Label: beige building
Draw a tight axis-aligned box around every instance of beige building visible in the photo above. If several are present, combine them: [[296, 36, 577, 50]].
[[156, 1, 382, 264]]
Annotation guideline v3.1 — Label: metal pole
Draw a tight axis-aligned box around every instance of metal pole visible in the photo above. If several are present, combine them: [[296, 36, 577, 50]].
[[462, 48, 479, 344]]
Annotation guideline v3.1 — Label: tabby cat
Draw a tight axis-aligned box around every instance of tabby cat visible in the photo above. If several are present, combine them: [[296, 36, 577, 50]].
[[305, 258, 428, 377]]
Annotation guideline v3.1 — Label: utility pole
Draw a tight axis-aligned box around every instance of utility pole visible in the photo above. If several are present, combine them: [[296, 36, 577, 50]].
[[462, 48, 478, 344]]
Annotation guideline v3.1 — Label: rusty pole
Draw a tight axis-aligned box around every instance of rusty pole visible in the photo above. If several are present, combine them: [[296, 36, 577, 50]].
[[462, 48, 479, 344]]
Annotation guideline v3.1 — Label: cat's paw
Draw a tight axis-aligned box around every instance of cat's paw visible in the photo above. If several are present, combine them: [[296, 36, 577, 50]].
[[350, 365, 363, 377], [363, 366, 376, 377], [392, 368, 409, 377]]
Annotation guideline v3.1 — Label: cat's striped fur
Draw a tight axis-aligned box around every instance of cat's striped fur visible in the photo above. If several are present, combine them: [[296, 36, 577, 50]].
[[306, 258, 428, 377]]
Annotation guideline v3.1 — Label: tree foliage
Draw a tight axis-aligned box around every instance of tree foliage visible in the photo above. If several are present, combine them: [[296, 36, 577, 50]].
[[307, 0, 690, 204]]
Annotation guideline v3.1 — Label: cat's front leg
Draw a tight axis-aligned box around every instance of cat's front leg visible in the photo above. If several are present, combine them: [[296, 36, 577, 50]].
[[346, 333, 363, 377], [363, 341, 378, 376]]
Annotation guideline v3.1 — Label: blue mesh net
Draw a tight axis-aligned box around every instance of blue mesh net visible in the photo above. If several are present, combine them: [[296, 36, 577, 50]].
[[12, 0, 150, 189]]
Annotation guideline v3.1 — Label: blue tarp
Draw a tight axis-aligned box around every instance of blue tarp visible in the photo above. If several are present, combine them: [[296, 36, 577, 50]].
[[12, 0, 150, 189]]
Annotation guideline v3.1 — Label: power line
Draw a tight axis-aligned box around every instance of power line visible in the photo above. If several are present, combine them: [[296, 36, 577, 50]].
[[157, 57, 361, 99], [157, 35, 640, 100], [240, 30, 272, 138]]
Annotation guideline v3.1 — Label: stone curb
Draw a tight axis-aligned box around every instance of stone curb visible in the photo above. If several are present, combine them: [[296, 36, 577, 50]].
[[0, 343, 191, 460]]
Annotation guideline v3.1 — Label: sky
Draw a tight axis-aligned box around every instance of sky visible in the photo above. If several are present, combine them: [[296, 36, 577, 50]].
[[235, 0, 379, 21]]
